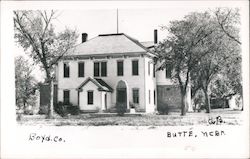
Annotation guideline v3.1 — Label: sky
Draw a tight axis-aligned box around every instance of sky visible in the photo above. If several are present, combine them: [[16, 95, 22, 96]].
[[53, 7, 205, 43], [12, 1, 247, 81], [14, 7, 207, 81]]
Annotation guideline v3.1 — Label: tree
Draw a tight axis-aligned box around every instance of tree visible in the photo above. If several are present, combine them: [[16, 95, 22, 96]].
[[209, 45, 242, 100], [14, 10, 78, 118], [191, 34, 240, 113], [15, 56, 37, 112], [157, 12, 217, 115], [190, 8, 242, 113], [214, 8, 241, 45]]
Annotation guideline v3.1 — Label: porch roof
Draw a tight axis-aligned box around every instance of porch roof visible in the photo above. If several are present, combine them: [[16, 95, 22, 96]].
[[76, 77, 113, 92]]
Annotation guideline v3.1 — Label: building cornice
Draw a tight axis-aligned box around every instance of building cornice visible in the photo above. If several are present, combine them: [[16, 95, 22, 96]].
[[62, 51, 157, 61]]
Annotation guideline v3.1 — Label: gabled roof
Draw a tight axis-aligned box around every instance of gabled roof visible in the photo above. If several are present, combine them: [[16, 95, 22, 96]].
[[94, 78, 113, 92], [67, 33, 155, 56], [76, 77, 113, 92]]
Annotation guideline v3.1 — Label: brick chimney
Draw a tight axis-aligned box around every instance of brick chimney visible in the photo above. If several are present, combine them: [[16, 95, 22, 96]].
[[82, 33, 88, 43], [154, 29, 158, 44]]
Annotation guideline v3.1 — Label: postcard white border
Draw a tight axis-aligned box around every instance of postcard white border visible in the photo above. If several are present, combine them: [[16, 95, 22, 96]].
[[1, 1, 249, 158]]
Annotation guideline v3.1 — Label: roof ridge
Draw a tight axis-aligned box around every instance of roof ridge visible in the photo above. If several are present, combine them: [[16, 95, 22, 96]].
[[99, 33, 124, 36]]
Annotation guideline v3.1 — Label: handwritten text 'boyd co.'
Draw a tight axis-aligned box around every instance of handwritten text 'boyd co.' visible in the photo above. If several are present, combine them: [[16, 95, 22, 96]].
[[29, 133, 66, 143]]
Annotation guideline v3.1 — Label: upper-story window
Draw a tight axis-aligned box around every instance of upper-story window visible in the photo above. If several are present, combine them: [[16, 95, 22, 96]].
[[101, 62, 107, 76], [166, 63, 172, 78], [117, 61, 124, 76], [78, 62, 85, 77], [94, 61, 107, 77], [132, 60, 139, 76], [94, 62, 100, 77], [64, 62, 70, 78]]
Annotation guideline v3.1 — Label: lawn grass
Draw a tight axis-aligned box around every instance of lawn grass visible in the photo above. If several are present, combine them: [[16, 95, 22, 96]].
[[18, 109, 243, 126]]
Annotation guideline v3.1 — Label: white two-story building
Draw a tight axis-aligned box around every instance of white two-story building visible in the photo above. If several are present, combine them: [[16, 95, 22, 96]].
[[54, 31, 191, 113]]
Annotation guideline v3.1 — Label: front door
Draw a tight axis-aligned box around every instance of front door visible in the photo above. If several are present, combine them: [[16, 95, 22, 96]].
[[117, 88, 127, 108], [116, 80, 128, 111], [117, 88, 126, 103]]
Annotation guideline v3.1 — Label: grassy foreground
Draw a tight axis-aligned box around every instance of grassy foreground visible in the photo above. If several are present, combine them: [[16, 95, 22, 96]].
[[17, 109, 243, 126]]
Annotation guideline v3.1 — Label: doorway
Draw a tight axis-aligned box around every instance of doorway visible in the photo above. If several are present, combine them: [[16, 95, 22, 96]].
[[116, 80, 128, 109]]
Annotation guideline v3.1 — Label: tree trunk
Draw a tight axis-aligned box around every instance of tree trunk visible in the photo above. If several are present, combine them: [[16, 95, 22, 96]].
[[181, 91, 186, 116], [42, 64, 54, 119], [46, 80, 54, 118], [204, 90, 211, 113], [49, 80, 54, 118]]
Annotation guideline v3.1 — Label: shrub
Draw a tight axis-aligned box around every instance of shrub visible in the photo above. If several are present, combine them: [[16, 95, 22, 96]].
[[54, 102, 80, 116], [157, 101, 169, 115], [116, 102, 127, 116], [67, 105, 80, 115], [54, 101, 67, 117], [88, 121, 118, 126], [38, 105, 49, 114], [24, 109, 34, 115], [55, 121, 72, 126]]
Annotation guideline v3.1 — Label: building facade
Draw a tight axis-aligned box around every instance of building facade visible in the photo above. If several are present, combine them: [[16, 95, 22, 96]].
[[54, 32, 191, 113]]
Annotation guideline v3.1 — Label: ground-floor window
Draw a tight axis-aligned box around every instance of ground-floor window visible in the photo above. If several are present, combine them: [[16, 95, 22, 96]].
[[63, 90, 70, 104], [132, 88, 139, 104], [87, 91, 94, 105]]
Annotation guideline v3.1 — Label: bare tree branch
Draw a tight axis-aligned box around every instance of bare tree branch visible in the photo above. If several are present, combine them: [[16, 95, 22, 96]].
[[214, 8, 241, 45]]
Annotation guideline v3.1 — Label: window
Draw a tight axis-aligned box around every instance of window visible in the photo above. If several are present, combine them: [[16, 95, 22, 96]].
[[154, 90, 156, 105], [63, 90, 70, 104], [87, 91, 94, 105], [64, 62, 70, 78], [149, 90, 151, 104], [148, 62, 151, 76], [153, 64, 155, 78], [78, 62, 85, 77], [132, 60, 139, 75], [94, 62, 100, 77], [166, 64, 172, 78], [117, 61, 124, 76], [94, 61, 107, 77], [101, 62, 107, 76], [132, 89, 139, 104]]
